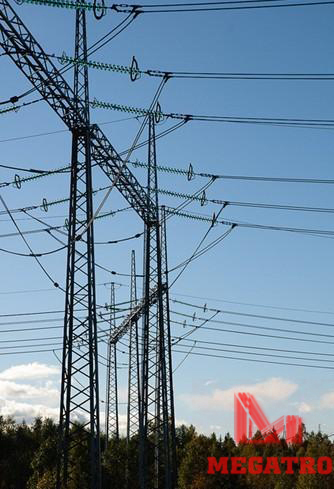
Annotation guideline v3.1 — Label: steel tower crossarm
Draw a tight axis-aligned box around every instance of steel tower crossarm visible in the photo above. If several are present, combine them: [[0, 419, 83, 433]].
[[110, 283, 167, 344], [0, 0, 156, 224]]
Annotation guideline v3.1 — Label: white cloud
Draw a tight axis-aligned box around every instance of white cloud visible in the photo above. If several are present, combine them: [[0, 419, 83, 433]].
[[0, 362, 59, 381], [204, 380, 217, 386], [176, 419, 190, 427], [0, 363, 61, 423], [0, 399, 59, 423], [179, 377, 298, 412], [298, 402, 312, 413], [100, 412, 127, 434], [319, 392, 334, 409], [0, 380, 58, 400]]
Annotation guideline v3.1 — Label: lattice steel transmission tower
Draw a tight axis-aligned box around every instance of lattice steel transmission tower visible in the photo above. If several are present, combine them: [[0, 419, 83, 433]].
[[139, 114, 177, 489], [105, 283, 119, 442], [0, 3, 178, 486], [127, 250, 141, 441], [57, 4, 101, 488]]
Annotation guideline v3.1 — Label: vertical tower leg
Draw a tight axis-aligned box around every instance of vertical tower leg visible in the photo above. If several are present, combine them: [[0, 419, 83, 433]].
[[57, 4, 101, 489], [160, 206, 177, 487]]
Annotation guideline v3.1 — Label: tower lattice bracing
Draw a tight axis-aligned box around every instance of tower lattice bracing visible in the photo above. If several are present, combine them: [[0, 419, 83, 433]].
[[57, 4, 101, 488]]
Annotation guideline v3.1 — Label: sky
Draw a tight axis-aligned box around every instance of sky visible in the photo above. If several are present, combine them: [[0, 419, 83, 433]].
[[0, 0, 334, 439]]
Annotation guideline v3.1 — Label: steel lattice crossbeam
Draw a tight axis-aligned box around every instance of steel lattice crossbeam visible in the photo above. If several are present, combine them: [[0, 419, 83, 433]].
[[0, 0, 156, 225], [110, 284, 167, 344]]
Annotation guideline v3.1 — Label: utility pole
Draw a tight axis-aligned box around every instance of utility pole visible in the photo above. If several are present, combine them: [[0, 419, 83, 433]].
[[139, 114, 177, 489], [105, 283, 119, 443], [57, 3, 101, 488]]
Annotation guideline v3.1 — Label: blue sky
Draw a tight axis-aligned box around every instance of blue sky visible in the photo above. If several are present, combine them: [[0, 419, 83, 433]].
[[0, 0, 334, 438]]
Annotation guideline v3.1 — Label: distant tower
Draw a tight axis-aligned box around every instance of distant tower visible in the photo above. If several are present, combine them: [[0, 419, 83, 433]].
[[105, 283, 119, 442], [127, 250, 141, 441], [139, 114, 177, 489]]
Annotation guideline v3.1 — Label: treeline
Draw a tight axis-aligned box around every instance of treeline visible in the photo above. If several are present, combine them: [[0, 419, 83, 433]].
[[0, 416, 334, 488]]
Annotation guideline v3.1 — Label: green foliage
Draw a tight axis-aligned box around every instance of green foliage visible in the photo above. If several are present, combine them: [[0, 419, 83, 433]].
[[1, 418, 334, 489]]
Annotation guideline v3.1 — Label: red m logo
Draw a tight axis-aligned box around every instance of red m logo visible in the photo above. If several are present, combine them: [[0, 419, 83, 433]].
[[234, 393, 303, 444]]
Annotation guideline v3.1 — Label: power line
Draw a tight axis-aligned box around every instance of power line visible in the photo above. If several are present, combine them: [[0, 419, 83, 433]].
[[15, 10, 139, 101], [0, 300, 129, 317], [173, 336, 334, 357], [165, 207, 334, 238], [0, 280, 128, 296], [168, 226, 234, 280], [0, 244, 67, 257], [91, 99, 334, 129], [171, 318, 334, 345], [0, 162, 59, 174], [0, 116, 139, 144], [0, 313, 127, 330], [57, 54, 334, 81], [132, 161, 334, 185], [95, 232, 143, 244], [171, 300, 334, 328], [3, 158, 334, 190], [0, 195, 62, 289], [20, 0, 334, 13], [2, 336, 334, 371], [172, 348, 334, 370], [156, 186, 334, 214], [83, 76, 169, 234], [4, 322, 334, 372], [175, 340, 334, 363], [22, 210, 139, 279], [169, 205, 229, 287], [0, 207, 129, 239], [0, 97, 42, 115], [171, 290, 334, 315]]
